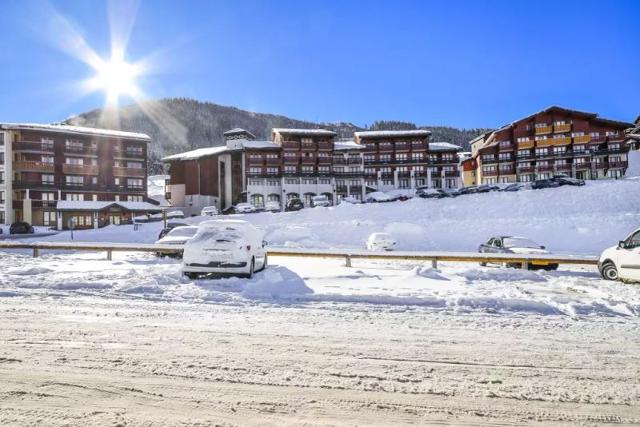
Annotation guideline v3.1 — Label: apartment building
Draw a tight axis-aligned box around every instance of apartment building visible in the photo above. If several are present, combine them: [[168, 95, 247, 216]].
[[469, 106, 634, 185], [0, 123, 159, 229], [166, 127, 461, 213], [354, 130, 462, 191]]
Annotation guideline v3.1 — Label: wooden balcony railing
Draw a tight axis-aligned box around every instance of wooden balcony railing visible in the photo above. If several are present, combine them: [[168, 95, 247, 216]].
[[317, 143, 333, 151], [498, 142, 515, 151], [113, 167, 145, 178], [608, 161, 628, 169], [13, 141, 54, 152], [62, 164, 99, 175], [535, 125, 553, 135], [517, 140, 535, 150], [574, 162, 591, 170], [517, 166, 534, 173], [14, 160, 54, 172], [573, 135, 591, 144], [283, 155, 299, 163], [317, 156, 332, 164], [301, 157, 316, 165], [483, 170, 499, 177], [554, 123, 572, 133], [265, 157, 281, 165], [395, 144, 410, 152]]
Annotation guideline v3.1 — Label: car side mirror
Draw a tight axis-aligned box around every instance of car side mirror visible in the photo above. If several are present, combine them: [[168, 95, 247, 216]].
[[618, 240, 627, 249]]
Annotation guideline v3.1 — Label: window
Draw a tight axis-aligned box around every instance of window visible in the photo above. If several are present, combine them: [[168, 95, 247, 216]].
[[127, 178, 143, 188], [65, 175, 83, 186], [516, 137, 531, 143], [71, 215, 92, 227], [553, 146, 566, 154], [517, 150, 530, 157], [66, 157, 84, 165], [127, 195, 143, 202], [267, 180, 279, 187], [535, 123, 548, 128], [319, 178, 331, 185], [65, 140, 84, 151], [379, 154, 391, 162], [535, 148, 548, 157], [571, 132, 584, 137], [65, 193, 84, 201], [248, 179, 262, 186], [285, 178, 298, 185], [249, 167, 262, 175], [0, 191, 4, 203], [318, 166, 330, 174], [302, 178, 316, 185], [395, 153, 408, 162], [535, 135, 548, 141], [499, 140, 512, 148], [382, 179, 393, 186], [301, 166, 313, 173], [43, 211, 56, 226], [498, 153, 511, 161], [364, 154, 375, 162], [301, 137, 313, 144], [284, 166, 297, 173], [42, 192, 55, 201], [412, 152, 424, 161], [574, 145, 585, 153], [42, 174, 55, 184], [266, 167, 279, 175], [398, 179, 410, 188], [42, 156, 54, 164], [127, 161, 143, 168]]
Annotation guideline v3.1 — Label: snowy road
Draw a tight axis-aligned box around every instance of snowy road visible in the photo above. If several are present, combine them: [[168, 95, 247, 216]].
[[1, 252, 640, 425]]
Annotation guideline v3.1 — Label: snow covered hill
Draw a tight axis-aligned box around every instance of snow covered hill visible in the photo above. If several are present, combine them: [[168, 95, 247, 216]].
[[33, 178, 640, 256]]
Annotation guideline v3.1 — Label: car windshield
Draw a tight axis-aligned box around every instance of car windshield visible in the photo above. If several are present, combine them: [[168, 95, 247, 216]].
[[503, 237, 541, 249], [192, 226, 243, 244], [167, 227, 198, 237]]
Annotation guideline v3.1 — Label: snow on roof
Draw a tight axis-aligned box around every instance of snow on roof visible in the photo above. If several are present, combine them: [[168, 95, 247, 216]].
[[162, 145, 228, 161], [223, 128, 255, 137], [354, 129, 431, 138], [56, 201, 163, 212], [334, 139, 364, 150], [240, 140, 280, 149], [272, 128, 337, 136], [429, 142, 462, 151], [1, 123, 150, 141]]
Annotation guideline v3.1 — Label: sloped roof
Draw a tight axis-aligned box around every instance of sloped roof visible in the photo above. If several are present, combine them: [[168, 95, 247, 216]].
[[354, 129, 431, 138], [334, 139, 365, 150], [429, 142, 462, 152], [162, 146, 228, 161], [240, 140, 280, 149], [56, 201, 162, 212], [223, 128, 256, 138], [0, 123, 150, 141], [272, 128, 337, 136]]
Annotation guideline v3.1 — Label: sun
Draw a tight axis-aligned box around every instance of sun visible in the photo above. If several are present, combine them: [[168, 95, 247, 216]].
[[89, 54, 141, 106]]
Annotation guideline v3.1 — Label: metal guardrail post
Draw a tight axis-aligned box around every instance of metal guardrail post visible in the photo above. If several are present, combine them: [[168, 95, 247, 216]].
[[345, 255, 352, 267], [33, 248, 39, 257], [431, 259, 438, 269], [107, 250, 112, 261]]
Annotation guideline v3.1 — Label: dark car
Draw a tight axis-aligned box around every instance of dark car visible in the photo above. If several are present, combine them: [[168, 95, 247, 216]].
[[10, 221, 35, 234], [500, 183, 522, 192], [552, 175, 585, 186], [157, 221, 189, 239], [416, 188, 448, 199], [285, 198, 304, 212], [531, 179, 561, 190], [478, 235, 558, 270], [456, 186, 478, 196]]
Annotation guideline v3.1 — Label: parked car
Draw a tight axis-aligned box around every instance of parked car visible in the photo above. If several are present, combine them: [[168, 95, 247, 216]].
[[500, 183, 523, 192], [201, 206, 219, 216], [155, 225, 199, 257], [182, 219, 267, 279], [416, 188, 448, 199], [552, 175, 585, 186], [10, 221, 35, 234], [365, 191, 393, 203], [386, 191, 412, 201], [311, 195, 331, 207], [166, 210, 185, 219], [478, 236, 558, 270], [339, 196, 361, 204], [366, 232, 397, 251], [234, 203, 257, 214], [264, 201, 281, 212], [598, 228, 640, 282], [285, 198, 304, 212], [157, 221, 190, 239], [475, 184, 500, 193], [531, 179, 561, 190], [457, 186, 479, 195]]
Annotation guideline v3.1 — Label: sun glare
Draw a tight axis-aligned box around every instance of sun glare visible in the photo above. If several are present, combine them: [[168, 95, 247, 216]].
[[89, 54, 141, 106]]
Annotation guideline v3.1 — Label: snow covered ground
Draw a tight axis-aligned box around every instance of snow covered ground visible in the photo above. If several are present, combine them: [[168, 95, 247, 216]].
[[1, 178, 639, 424]]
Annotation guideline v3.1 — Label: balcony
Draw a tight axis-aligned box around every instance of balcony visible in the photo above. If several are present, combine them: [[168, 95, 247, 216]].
[[607, 133, 625, 142], [282, 141, 300, 150], [113, 167, 145, 178], [534, 125, 553, 135], [63, 164, 99, 175], [265, 157, 281, 165], [499, 168, 516, 175], [333, 157, 347, 164], [317, 142, 333, 151], [317, 156, 332, 164], [516, 153, 535, 160], [301, 143, 316, 152], [378, 145, 394, 153], [31, 200, 58, 209], [333, 171, 364, 178], [555, 164, 572, 172], [608, 161, 628, 169], [589, 135, 607, 144], [573, 135, 591, 144], [336, 185, 348, 193], [348, 157, 362, 164], [516, 140, 535, 150], [483, 170, 499, 177], [397, 171, 411, 178], [283, 155, 299, 163], [248, 157, 264, 165], [574, 162, 591, 170], [411, 142, 428, 150], [444, 170, 459, 177], [14, 160, 54, 172], [535, 165, 554, 172], [498, 142, 514, 151], [554, 123, 572, 133], [395, 143, 410, 152], [517, 166, 534, 173], [13, 141, 54, 152], [64, 145, 97, 155], [301, 157, 316, 165], [537, 136, 571, 147], [12, 180, 57, 190], [481, 157, 498, 164], [380, 172, 394, 179]]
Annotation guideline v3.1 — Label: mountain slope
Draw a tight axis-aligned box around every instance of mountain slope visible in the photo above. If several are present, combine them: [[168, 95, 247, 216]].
[[65, 98, 490, 172]]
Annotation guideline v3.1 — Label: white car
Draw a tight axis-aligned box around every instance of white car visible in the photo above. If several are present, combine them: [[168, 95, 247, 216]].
[[339, 196, 361, 204], [182, 220, 267, 279], [311, 195, 331, 207], [365, 192, 392, 203], [234, 203, 256, 214], [599, 228, 640, 282], [366, 232, 397, 251], [201, 206, 219, 216], [155, 225, 199, 257], [264, 201, 281, 212], [167, 210, 185, 219]]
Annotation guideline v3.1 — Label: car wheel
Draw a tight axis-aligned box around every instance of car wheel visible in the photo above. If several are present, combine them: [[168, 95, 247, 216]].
[[479, 262, 487, 267], [184, 272, 199, 280], [245, 257, 255, 279], [260, 254, 268, 271], [601, 262, 619, 281]]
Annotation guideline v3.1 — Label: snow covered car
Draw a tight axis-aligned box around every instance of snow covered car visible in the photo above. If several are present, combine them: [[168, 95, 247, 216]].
[[552, 175, 585, 186], [478, 236, 558, 270], [500, 183, 523, 192], [9, 221, 35, 234], [416, 188, 448, 199], [311, 195, 331, 207], [531, 179, 561, 190], [339, 196, 361, 204], [155, 225, 199, 257], [166, 210, 185, 219], [285, 198, 304, 212], [365, 192, 393, 203], [182, 220, 267, 279], [234, 203, 257, 214], [264, 201, 281, 212], [201, 206, 219, 216], [366, 232, 397, 251], [598, 228, 640, 282]]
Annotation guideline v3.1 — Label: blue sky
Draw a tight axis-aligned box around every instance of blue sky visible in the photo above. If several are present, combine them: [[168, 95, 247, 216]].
[[0, 0, 638, 128]]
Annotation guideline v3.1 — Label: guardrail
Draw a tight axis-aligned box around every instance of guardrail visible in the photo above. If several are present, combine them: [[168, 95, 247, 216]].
[[0, 241, 599, 269]]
